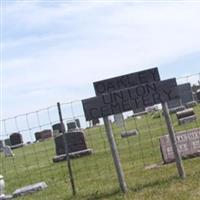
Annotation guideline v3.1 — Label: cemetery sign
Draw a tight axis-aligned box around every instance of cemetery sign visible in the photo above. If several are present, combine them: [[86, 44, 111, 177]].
[[82, 78, 179, 121], [93, 67, 160, 95]]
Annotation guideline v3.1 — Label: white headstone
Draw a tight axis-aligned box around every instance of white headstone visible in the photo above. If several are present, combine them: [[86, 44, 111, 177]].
[[114, 113, 124, 128], [0, 175, 5, 197]]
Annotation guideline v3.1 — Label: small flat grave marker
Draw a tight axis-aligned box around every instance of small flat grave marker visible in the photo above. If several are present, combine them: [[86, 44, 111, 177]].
[[121, 130, 138, 138]]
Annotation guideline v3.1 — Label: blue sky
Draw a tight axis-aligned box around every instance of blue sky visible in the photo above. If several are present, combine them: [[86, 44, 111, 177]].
[[1, 0, 200, 119]]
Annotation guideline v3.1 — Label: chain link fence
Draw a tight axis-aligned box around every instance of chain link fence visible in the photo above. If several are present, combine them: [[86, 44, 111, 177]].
[[0, 73, 200, 199]]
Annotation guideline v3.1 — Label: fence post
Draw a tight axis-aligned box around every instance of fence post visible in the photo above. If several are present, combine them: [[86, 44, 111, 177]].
[[103, 116, 128, 193], [57, 102, 76, 195], [162, 102, 186, 179]]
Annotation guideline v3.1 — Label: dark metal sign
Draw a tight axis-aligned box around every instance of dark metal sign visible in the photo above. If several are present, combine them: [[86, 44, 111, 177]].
[[93, 67, 160, 95], [82, 78, 179, 121]]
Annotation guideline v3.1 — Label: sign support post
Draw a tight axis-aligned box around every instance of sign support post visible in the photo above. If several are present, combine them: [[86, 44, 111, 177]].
[[57, 102, 76, 196], [162, 102, 186, 179], [103, 116, 128, 193]]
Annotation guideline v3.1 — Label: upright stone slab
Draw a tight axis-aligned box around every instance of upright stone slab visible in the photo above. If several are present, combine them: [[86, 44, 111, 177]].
[[196, 90, 200, 102], [52, 123, 64, 138], [92, 118, 100, 126], [54, 131, 88, 155], [0, 140, 4, 151], [75, 119, 81, 128], [114, 113, 124, 128], [2, 146, 14, 157], [52, 123, 64, 156], [10, 133, 23, 146], [178, 83, 194, 104], [160, 128, 200, 164], [167, 98, 182, 109], [52, 123, 91, 160], [67, 122, 77, 131], [34, 132, 41, 141], [4, 139, 11, 146], [53, 130, 92, 162], [40, 129, 52, 141]]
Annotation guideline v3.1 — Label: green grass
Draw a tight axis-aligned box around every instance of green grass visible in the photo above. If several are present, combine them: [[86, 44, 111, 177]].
[[1, 105, 200, 199]]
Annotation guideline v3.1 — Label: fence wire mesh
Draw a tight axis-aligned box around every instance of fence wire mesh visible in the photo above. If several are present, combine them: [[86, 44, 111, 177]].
[[0, 73, 200, 199]]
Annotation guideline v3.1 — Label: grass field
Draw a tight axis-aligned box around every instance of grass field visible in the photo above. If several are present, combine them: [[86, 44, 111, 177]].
[[1, 105, 200, 200]]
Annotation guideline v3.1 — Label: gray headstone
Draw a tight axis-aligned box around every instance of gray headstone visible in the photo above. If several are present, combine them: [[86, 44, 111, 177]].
[[186, 101, 198, 108], [12, 182, 47, 198], [4, 139, 11, 147], [178, 83, 194, 105], [114, 113, 124, 128], [67, 122, 77, 131], [75, 119, 81, 128], [92, 118, 100, 126], [197, 90, 200, 102], [40, 129, 52, 141], [54, 130, 89, 156], [0, 141, 5, 151], [167, 98, 182, 109], [52, 123, 63, 138], [9, 133, 23, 146], [178, 115, 197, 125], [160, 128, 200, 164], [2, 146, 14, 157], [34, 132, 41, 141]]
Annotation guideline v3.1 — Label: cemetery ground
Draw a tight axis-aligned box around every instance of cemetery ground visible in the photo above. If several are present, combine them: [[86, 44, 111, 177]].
[[1, 105, 200, 200]]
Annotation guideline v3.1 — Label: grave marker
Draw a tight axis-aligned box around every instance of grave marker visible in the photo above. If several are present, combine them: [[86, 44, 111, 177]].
[[178, 83, 194, 105], [160, 128, 200, 163], [0, 140, 4, 151], [40, 130, 52, 141], [92, 118, 100, 126], [114, 113, 124, 128], [4, 139, 11, 146], [10, 133, 23, 149], [2, 146, 14, 157], [67, 122, 77, 131], [196, 90, 200, 102]]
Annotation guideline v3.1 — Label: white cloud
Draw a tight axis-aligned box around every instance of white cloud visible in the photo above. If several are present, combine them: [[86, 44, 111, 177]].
[[3, 2, 200, 118]]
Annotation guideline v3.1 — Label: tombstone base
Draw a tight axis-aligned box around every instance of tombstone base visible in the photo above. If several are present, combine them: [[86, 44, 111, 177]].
[[12, 182, 47, 198], [178, 115, 196, 125], [121, 130, 138, 138], [169, 106, 185, 114], [10, 143, 24, 150], [53, 149, 93, 163], [186, 101, 198, 108]]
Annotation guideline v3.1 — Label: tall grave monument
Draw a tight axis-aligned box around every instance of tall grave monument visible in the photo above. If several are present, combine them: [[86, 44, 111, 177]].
[[52, 123, 92, 162]]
